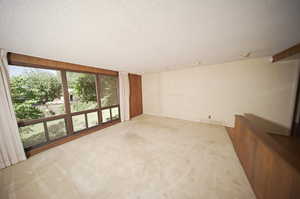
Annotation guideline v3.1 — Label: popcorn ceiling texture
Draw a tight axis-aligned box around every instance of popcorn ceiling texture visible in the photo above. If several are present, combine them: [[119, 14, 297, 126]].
[[0, 0, 299, 73]]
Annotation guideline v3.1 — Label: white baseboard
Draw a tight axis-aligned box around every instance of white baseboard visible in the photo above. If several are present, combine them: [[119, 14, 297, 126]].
[[143, 112, 234, 128]]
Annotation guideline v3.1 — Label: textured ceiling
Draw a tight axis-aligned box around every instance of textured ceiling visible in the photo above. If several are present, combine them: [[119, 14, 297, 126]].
[[0, 0, 300, 73]]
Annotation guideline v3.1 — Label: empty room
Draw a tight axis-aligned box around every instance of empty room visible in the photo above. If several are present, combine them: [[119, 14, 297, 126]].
[[1, 1, 300, 199]]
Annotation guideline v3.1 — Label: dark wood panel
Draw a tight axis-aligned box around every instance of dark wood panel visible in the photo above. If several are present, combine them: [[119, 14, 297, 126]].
[[238, 128, 257, 182], [253, 141, 273, 199], [61, 71, 73, 134], [291, 172, 300, 199], [17, 114, 67, 127], [243, 114, 300, 173], [8, 52, 118, 76], [227, 115, 300, 199], [235, 115, 246, 155], [129, 74, 143, 118], [265, 153, 293, 199]]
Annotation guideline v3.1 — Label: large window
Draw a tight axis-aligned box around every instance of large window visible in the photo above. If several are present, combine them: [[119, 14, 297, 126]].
[[100, 75, 118, 107], [8, 64, 120, 150], [9, 66, 64, 121], [66, 71, 97, 112]]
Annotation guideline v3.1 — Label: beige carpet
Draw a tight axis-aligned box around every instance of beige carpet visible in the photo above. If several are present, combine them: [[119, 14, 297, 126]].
[[0, 115, 255, 199]]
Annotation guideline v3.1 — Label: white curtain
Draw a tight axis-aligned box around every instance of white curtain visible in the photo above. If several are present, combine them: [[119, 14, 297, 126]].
[[118, 72, 130, 122], [0, 49, 26, 169]]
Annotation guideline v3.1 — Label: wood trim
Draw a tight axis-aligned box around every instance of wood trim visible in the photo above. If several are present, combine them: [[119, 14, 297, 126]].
[[70, 108, 100, 116], [25, 119, 121, 157], [101, 104, 120, 109], [109, 108, 112, 120], [7, 52, 118, 76], [18, 114, 68, 127], [84, 113, 88, 128], [61, 70, 74, 134], [272, 43, 300, 63], [95, 75, 103, 123], [43, 121, 50, 142]]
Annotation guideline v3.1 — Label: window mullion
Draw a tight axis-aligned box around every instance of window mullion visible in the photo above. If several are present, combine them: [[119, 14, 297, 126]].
[[61, 70, 74, 134], [116, 75, 120, 106], [109, 108, 112, 121], [85, 113, 88, 128], [43, 121, 50, 142], [96, 74, 103, 124]]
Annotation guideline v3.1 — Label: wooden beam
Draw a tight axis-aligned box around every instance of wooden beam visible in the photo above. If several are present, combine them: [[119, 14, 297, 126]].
[[7, 52, 118, 76], [272, 43, 300, 63]]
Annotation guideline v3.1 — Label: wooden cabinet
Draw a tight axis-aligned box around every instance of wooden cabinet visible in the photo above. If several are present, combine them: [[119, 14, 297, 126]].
[[238, 128, 257, 182], [291, 172, 300, 199], [265, 154, 294, 199], [252, 142, 273, 199], [228, 115, 300, 199]]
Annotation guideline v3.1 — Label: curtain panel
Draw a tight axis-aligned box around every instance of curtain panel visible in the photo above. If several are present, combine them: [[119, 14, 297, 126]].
[[0, 49, 26, 169], [118, 72, 130, 122]]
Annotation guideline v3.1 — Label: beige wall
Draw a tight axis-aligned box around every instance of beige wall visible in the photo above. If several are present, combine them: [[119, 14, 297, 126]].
[[142, 58, 300, 128]]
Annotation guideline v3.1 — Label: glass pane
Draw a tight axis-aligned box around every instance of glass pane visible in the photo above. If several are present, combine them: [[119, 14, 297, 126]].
[[19, 123, 46, 148], [111, 107, 119, 120], [72, 114, 86, 132], [66, 72, 97, 112], [47, 119, 67, 140], [102, 109, 111, 123], [87, 112, 98, 127], [8, 65, 64, 122], [100, 75, 118, 108]]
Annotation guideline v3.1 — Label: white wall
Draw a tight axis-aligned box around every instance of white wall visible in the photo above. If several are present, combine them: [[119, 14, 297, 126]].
[[142, 58, 299, 129]]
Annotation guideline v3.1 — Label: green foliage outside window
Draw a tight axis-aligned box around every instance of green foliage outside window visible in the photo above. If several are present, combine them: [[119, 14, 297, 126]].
[[9, 66, 119, 148], [100, 76, 118, 107], [10, 71, 62, 120], [72, 73, 97, 102]]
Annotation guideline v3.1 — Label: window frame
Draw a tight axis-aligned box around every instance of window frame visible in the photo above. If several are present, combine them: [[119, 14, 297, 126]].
[[7, 52, 121, 152]]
